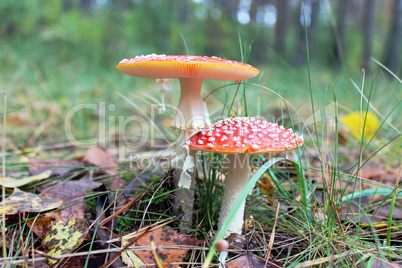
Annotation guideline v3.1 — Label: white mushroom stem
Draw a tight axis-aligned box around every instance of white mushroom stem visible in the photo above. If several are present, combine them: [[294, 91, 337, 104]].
[[218, 153, 250, 237], [171, 78, 210, 129], [170, 78, 210, 225]]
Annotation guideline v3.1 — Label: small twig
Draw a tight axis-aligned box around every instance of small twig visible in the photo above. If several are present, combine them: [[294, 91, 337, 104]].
[[265, 202, 280, 266], [106, 219, 174, 244], [30, 248, 59, 262], [99, 224, 155, 268], [1, 92, 7, 261], [98, 191, 145, 228], [104, 189, 119, 265]]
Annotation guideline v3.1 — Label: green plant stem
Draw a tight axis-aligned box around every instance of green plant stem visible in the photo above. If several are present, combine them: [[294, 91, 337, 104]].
[[180, 33, 189, 55], [387, 159, 402, 246], [85, 200, 106, 268]]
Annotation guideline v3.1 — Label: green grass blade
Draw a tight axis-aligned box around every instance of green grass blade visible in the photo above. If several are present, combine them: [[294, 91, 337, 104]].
[[267, 169, 293, 199], [341, 188, 401, 203], [180, 33, 189, 55]]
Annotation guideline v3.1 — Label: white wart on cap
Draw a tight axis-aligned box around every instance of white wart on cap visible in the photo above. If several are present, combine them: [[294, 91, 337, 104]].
[[187, 117, 303, 153]]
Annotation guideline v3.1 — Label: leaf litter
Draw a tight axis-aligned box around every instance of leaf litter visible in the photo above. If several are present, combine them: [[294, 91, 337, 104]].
[[28, 157, 85, 176], [226, 253, 281, 268], [0, 170, 51, 188], [0, 188, 63, 215], [41, 178, 103, 222], [121, 221, 204, 267], [1, 139, 401, 267], [43, 217, 89, 264], [26, 211, 62, 239], [83, 147, 119, 175]]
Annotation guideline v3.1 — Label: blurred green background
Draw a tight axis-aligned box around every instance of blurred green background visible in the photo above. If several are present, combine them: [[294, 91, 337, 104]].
[[1, 0, 401, 146]]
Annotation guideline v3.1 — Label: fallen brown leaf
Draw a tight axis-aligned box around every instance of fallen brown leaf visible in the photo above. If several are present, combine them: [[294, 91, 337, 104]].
[[84, 147, 118, 175], [226, 233, 248, 250], [122, 227, 202, 267], [26, 211, 62, 239], [360, 166, 396, 186], [110, 177, 126, 190], [0, 188, 63, 215], [41, 179, 102, 222], [226, 253, 280, 268], [28, 157, 84, 176]]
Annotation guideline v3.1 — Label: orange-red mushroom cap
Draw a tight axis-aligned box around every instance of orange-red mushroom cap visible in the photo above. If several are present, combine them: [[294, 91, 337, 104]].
[[116, 54, 259, 80], [186, 117, 303, 154]]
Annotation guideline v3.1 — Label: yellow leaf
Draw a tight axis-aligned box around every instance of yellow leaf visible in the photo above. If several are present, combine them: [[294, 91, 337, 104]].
[[43, 218, 89, 264], [0, 170, 51, 188], [0, 188, 63, 215], [341, 111, 380, 140]]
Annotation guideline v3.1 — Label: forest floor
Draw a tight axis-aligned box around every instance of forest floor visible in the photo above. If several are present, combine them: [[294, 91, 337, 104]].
[[1, 42, 401, 267]]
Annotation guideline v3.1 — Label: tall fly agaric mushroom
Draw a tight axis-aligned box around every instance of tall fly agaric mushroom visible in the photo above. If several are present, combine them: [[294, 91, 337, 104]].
[[117, 54, 259, 134], [117, 54, 259, 223], [186, 117, 303, 236]]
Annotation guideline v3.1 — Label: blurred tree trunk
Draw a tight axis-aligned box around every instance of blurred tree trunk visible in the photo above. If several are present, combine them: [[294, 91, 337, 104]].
[[330, 0, 348, 69], [204, 1, 223, 57], [80, 0, 92, 12], [249, 0, 259, 22], [248, 0, 269, 63], [176, 0, 189, 23], [218, 0, 240, 19], [293, 0, 320, 66], [111, 0, 134, 11], [362, 0, 376, 72], [382, 0, 402, 76], [204, 0, 240, 58], [63, 0, 73, 11], [274, 0, 289, 58]]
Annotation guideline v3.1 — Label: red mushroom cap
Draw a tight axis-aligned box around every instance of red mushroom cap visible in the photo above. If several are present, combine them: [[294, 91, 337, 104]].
[[116, 54, 259, 80], [186, 117, 303, 154]]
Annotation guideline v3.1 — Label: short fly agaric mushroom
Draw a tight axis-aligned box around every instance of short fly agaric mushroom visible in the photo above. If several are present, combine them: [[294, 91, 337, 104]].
[[117, 54, 259, 223], [186, 117, 303, 236]]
